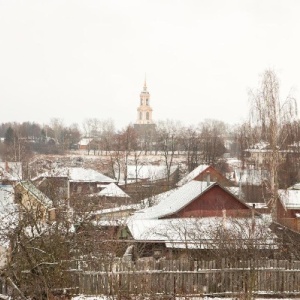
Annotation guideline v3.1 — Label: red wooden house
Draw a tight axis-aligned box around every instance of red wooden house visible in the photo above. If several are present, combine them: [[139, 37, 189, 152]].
[[133, 180, 253, 220], [127, 180, 276, 259]]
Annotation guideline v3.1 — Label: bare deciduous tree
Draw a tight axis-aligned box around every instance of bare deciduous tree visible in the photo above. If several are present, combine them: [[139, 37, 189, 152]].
[[156, 120, 181, 186], [198, 119, 227, 165], [249, 69, 297, 220], [179, 125, 201, 172]]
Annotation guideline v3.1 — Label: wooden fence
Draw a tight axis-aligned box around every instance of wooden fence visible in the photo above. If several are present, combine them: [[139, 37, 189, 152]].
[[73, 258, 300, 297]]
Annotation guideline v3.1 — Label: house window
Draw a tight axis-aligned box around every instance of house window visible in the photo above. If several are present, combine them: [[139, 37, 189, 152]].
[[146, 99, 149, 105], [77, 186, 82, 193], [146, 112, 149, 120]]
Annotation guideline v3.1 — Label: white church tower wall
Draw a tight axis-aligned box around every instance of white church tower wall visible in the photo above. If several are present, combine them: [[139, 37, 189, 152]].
[[136, 79, 154, 125]]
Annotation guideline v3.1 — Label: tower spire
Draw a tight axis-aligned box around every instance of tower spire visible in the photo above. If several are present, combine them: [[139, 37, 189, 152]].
[[143, 73, 147, 91]]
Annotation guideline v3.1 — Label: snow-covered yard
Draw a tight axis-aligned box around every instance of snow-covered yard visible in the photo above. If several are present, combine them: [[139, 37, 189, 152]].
[[72, 296, 300, 300]]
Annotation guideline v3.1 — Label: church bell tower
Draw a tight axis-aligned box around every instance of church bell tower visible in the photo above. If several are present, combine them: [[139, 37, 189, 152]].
[[134, 77, 156, 141], [136, 79, 154, 124]]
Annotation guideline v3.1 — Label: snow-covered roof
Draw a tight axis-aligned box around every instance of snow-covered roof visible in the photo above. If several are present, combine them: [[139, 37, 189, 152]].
[[176, 164, 210, 186], [92, 203, 141, 216], [246, 202, 268, 209], [33, 167, 116, 183], [278, 189, 300, 209], [131, 180, 215, 220], [141, 188, 179, 207], [117, 165, 178, 183], [98, 183, 130, 198], [127, 217, 276, 249], [288, 183, 300, 190], [78, 138, 93, 146]]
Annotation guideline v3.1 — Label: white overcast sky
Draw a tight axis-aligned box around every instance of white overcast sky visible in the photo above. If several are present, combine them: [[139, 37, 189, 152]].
[[1, 0, 300, 130]]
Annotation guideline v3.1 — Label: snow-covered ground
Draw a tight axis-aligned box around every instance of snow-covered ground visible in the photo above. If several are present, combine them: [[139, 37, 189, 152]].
[[72, 296, 300, 300]]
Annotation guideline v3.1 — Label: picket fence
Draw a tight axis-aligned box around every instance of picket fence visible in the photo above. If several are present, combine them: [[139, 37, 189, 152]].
[[73, 258, 300, 297]]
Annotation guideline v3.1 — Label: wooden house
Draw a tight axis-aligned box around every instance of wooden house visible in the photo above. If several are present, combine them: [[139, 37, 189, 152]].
[[78, 138, 94, 150], [277, 188, 300, 232], [32, 167, 116, 199], [127, 180, 276, 259]]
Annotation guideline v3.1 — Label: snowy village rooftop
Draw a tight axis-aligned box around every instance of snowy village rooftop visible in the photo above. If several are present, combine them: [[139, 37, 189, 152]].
[[127, 216, 276, 249], [32, 167, 116, 183], [278, 189, 300, 209]]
